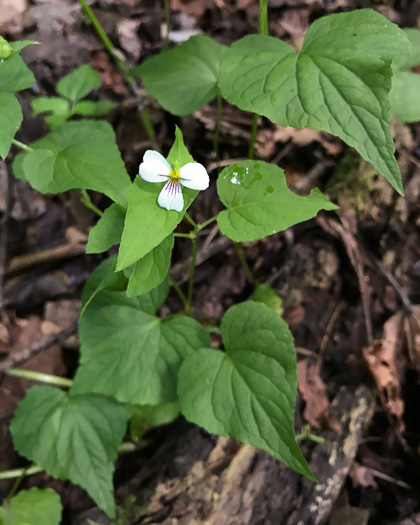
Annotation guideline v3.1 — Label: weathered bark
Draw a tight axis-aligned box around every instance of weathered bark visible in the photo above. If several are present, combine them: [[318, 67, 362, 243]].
[[110, 385, 374, 525]]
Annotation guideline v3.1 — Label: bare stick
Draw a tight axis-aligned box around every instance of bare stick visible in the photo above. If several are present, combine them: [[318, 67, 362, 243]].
[[0, 322, 78, 373]]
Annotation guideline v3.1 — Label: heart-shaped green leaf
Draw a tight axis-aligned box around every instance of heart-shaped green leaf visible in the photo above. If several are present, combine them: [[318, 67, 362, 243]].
[[390, 71, 420, 123], [219, 9, 410, 194], [11, 386, 130, 518], [178, 301, 314, 479], [56, 64, 102, 103], [13, 121, 131, 207], [127, 235, 174, 297], [392, 28, 420, 71], [217, 160, 337, 242], [72, 280, 210, 405], [0, 92, 22, 159], [0, 54, 35, 93], [117, 127, 197, 270], [86, 203, 126, 254], [133, 35, 225, 116], [1, 488, 62, 525], [80, 256, 128, 318]]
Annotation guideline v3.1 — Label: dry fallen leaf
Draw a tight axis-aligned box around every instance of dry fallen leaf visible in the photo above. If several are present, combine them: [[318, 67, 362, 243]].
[[171, 0, 207, 20], [0, 0, 27, 29], [297, 360, 339, 431], [405, 306, 420, 372], [349, 462, 378, 489], [363, 312, 405, 437]]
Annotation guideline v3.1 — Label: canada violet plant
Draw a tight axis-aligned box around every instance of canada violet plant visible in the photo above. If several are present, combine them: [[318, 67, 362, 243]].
[[0, 2, 418, 521]]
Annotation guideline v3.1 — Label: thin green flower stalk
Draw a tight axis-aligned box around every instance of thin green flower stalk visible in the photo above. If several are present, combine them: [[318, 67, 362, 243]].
[[248, 0, 269, 159], [77, 0, 157, 144]]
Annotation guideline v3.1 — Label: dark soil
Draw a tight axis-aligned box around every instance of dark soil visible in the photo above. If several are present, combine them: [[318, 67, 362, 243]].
[[1, 1, 420, 524]]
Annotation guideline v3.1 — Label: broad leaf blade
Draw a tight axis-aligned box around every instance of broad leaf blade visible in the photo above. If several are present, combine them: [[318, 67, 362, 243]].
[[1, 488, 62, 525], [219, 9, 409, 194], [392, 28, 420, 71], [178, 301, 313, 479], [390, 71, 420, 123], [10, 386, 130, 518], [13, 121, 131, 207], [56, 64, 102, 102], [0, 54, 35, 92], [130, 402, 180, 439], [72, 100, 116, 116], [0, 93, 22, 159], [127, 235, 174, 297], [80, 255, 128, 318], [117, 127, 197, 270], [72, 281, 210, 405], [31, 97, 70, 117], [217, 161, 337, 242], [9, 40, 38, 53], [133, 35, 225, 116], [86, 203, 126, 254]]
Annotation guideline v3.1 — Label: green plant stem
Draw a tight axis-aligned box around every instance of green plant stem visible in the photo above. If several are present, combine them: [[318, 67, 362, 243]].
[[232, 241, 255, 285], [197, 216, 218, 231], [163, 0, 170, 50], [173, 215, 218, 313], [187, 236, 197, 313], [141, 106, 157, 143], [185, 211, 198, 229], [12, 139, 32, 151], [0, 441, 147, 482], [0, 465, 43, 481], [192, 313, 220, 326], [6, 368, 73, 388], [119, 441, 138, 453], [173, 232, 193, 239], [169, 275, 189, 310], [259, 0, 269, 35], [205, 325, 221, 334], [248, 0, 269, 159], [213, 91, 223, 171], [295, 432, 325, 444], [77, 0, 157, 144], [248, 113, 259, 160], [5, 467, 28, 501], [77, 189, 103, 217], [78, 0, 129, 75]]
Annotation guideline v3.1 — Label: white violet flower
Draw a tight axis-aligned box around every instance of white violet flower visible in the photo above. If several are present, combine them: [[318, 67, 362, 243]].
[[139, 150, 210, 212]]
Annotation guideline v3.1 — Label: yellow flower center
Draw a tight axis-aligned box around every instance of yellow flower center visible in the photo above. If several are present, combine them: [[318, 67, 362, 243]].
[[169, 169, 181, 184]]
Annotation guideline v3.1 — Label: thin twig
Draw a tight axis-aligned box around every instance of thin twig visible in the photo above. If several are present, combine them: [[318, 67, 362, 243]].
[[0, 322, 78, 373], [364, 252, 413, 314], [171, 236, 230, 285], [317, 301, 344, 374], [0, 166, 12, 321]]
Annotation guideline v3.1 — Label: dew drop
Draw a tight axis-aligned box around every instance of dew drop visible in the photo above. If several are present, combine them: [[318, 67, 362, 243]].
[[231, 172, 241, 185]]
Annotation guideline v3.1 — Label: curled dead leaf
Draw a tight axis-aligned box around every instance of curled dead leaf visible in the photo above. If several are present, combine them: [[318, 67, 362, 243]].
[[297, 360, 340, 431], [363, 312, 405, 438]]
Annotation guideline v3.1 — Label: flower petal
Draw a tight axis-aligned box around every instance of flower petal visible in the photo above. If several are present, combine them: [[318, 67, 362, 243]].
[[179, 162, 209, 190], [158, 181, 184, 212], [140, 150, 171, 183]]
